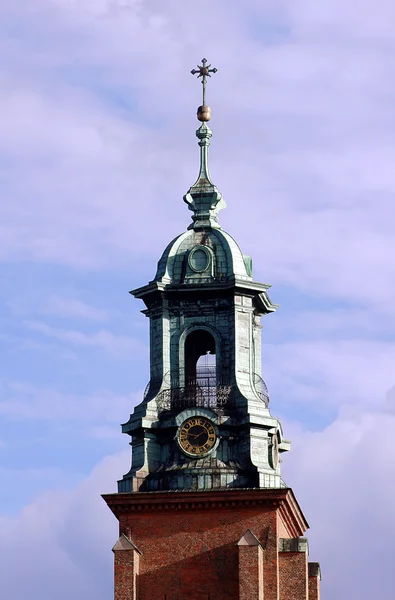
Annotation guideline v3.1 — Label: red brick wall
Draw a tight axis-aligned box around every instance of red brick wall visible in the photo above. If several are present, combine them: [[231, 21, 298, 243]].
[[114, 546, 139, 600], [308, 563, 321, 600], [278, 512, 294, 538], [118, 506, 279, 600], [308, 575, 320, 600], [278, 551, 308, 600], [238, 545, 264, 600], [105, 489, 314, 600]]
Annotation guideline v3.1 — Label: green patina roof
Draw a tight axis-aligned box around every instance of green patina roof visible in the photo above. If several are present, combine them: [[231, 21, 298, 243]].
[[183, 121, 226, 231]]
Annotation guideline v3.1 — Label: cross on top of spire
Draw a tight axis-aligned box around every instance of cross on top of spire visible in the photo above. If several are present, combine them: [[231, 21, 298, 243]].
[[191, 58, 218, 108], [184, 58, 224, 229]]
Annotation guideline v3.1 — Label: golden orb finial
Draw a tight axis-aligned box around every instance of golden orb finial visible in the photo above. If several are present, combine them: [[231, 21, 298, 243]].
[[197, 105, 212, 122]]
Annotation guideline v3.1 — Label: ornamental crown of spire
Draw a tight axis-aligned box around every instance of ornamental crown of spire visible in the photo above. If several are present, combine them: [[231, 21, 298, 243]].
[[183, 58, 226, 230]]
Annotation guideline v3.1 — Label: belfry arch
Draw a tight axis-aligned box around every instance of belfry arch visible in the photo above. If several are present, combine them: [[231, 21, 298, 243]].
[[178, 324, 222, 388], [185, 329, 216, 385]]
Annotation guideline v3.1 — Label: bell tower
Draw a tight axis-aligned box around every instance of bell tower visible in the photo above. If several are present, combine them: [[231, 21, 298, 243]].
[[103, 60, 322, 600]]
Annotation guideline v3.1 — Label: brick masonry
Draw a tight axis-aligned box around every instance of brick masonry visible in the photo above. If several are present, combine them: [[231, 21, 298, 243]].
[[237, 530, 264, 600], [308, 563, 321, 600], [104, 488, 320, 600]]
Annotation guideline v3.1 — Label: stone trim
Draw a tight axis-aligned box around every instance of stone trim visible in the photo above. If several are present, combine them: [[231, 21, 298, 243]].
[[278, 489, 310, 537], [308, 562, 322, 579], [279, 537, 309, 553], [112, 534, 142, 555], [237, 529, 264, 548]]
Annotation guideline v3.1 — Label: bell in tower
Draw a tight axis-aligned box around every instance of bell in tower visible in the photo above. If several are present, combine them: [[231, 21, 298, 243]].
[[103, 59, 321, 600]]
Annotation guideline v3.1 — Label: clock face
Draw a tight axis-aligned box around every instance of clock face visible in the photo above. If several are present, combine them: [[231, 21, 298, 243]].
[[178, 417, 217, 457]]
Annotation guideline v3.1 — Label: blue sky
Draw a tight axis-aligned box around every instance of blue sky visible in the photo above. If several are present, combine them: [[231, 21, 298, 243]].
[[1, 1, 395, 598]]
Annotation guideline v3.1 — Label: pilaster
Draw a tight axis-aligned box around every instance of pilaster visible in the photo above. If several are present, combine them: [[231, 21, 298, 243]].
[[308, 562, 321, 600], [238, 530, 265, 600], [278, 538, 309, 600], [112, 534, 141, 600]]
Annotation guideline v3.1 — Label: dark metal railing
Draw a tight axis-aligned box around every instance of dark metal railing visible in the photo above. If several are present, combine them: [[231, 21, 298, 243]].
[[156, 382, 233, 413], [145, 367, 269, 413], [157, 365, 232, 412]]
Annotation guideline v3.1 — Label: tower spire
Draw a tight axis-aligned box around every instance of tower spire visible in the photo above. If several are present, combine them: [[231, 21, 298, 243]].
[[184, 59, 226, 230]]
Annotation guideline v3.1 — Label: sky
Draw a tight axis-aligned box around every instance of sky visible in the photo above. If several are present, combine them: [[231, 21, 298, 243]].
[[0, 0, 395, 598]]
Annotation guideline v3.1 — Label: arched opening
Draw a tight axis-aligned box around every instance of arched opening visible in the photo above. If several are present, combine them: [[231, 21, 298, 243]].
[[185, 329, 216, 386]]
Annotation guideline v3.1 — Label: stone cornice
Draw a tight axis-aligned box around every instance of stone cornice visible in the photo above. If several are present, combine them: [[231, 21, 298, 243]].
[[277, 488, 310, 538], [131, 279, 277, 299], [103, 488, 309, 537]]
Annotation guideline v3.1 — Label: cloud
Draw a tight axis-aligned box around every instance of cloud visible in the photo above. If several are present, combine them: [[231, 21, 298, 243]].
[[0, 381, 140, 422], [265, 338, 395, 417], [0, 465, 82, 515], [42, 296, 109, 321], [9, 294, 109, 321], [286, 0, 395, 39], [0, 451, 125, 600], [86, 424, 124, 440], [0, 0, 392, 313], [282, 401, 395, 599], [23, 320, 146, 355]]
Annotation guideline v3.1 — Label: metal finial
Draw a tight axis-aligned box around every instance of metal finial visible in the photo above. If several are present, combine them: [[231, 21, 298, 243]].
[[191, 58, 218, 121]]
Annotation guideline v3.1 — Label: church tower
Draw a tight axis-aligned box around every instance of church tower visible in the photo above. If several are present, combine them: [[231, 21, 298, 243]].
[[103, 60, 321, 600]]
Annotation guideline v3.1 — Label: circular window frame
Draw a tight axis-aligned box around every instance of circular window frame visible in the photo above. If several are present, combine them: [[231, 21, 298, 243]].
[[188, 245, 211, 273]]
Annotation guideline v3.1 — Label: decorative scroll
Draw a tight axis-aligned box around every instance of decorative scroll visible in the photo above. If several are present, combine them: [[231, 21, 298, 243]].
[[253, 373, 270, 406]]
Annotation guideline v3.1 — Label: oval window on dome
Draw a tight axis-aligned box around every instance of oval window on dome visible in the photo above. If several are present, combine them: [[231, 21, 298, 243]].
[[188, 246, 210, 273]]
